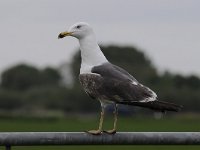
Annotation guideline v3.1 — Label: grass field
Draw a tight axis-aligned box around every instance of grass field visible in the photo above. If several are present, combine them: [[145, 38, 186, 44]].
[[0, 114, 199, 150]]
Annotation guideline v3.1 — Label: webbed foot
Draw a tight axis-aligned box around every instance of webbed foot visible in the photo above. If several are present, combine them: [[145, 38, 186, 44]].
[[86, 130, 102, 135], [103, 129, 116, 134]]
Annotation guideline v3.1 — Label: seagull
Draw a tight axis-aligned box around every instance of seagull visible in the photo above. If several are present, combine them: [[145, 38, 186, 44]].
[[58, 22, 182, 135]]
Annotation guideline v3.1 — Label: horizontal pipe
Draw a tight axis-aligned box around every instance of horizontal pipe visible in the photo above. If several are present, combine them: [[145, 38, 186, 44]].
[[0, 132, 199, 146]]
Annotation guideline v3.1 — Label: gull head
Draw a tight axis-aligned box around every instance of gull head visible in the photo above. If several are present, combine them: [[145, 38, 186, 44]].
[[58, 22, 94, 39]]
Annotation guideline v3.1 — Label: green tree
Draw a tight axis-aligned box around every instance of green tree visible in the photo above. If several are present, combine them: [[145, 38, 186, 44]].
[[41, 67, 61, 86], [1, 64, 41, 90], [1, 64, 61, 91], [173, 75, 200, 89], [0, 89, 23, 110]]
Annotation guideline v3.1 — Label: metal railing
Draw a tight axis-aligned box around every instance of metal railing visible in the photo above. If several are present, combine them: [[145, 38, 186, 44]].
[[0, 132, 200, 149]]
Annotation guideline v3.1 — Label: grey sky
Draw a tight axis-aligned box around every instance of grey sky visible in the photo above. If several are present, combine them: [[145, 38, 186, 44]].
[[0, 0, 200, 75]]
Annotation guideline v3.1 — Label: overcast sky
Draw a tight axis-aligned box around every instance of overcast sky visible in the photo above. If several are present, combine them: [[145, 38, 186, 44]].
[[0, 0, 200, 76]]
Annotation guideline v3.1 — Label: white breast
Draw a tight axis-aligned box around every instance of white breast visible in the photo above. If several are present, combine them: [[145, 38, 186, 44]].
[[80, 64, 93, 74]]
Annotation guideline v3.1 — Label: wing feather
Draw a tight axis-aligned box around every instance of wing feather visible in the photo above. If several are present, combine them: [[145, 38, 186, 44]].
[[79, 66, 156, 103], [79, 62, 183, 112]]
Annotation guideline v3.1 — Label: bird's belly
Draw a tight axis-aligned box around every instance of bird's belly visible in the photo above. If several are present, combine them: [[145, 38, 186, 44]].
[[79, 73, 104, 100]]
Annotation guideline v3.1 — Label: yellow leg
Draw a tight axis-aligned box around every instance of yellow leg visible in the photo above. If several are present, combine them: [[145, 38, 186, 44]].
[[86, 106, 105, 135], [104, 104, 118, 134]]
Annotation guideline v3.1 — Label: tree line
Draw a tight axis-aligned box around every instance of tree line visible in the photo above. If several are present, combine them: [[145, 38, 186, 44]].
[[0, 45, 199, 115]]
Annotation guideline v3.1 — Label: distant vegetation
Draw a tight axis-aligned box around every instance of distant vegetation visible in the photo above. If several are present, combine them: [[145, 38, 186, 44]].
[[0, 45, 199, 116]]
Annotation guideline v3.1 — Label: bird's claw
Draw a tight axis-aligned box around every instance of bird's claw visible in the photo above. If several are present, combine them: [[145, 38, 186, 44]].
[[85, 130, 102, 135], [103, 129, 116, 134]]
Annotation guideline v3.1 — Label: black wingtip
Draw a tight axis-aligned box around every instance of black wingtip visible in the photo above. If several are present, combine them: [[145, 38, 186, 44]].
[[117, 100, 183, 112]]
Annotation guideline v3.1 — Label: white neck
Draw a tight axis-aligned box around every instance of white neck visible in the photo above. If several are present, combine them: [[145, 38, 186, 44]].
[[79, 34, 108, 74]]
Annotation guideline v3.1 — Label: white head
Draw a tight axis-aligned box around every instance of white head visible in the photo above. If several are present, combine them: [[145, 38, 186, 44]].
[[58, 22, 108, 74], [58, 22, 94, 39]]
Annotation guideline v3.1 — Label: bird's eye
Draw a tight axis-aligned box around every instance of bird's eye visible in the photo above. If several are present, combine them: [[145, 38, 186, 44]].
[[76, 25, 81, 29]]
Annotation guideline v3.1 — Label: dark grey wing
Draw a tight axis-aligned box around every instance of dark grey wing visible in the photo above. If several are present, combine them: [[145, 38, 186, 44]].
[[112, 64, 138, 82], [91, 62, 138, 83], [79, 64, 182, 112], [101, 77, 155, 102], [79, 63, 157, 103]]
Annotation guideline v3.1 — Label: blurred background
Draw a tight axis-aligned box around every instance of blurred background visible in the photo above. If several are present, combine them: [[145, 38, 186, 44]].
[[0, 0, 200, 150]]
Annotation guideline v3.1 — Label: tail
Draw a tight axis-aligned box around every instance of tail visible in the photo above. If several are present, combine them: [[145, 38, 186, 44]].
[[118, 100, 183, 112]]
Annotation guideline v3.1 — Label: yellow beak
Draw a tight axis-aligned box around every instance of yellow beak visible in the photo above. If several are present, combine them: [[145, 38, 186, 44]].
[[58, 31, 73, 39]]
